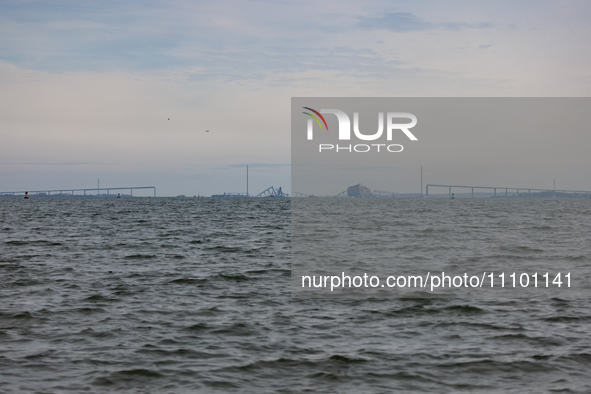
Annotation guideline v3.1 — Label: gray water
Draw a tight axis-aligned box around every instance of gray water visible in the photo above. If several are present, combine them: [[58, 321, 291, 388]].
[[1, 197, 591, 393]]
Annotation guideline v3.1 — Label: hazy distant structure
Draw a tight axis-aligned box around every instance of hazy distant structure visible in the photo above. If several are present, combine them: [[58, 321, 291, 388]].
[[256, 186, 288, 197], [211, 186, 288, 198], [292, 192, 315, 197], [210, 192, 247, 198], [347, 184, 372, 197], [0, 186, 156, 197], [425, 183, 591, 198], [208, 164, 288, 198]]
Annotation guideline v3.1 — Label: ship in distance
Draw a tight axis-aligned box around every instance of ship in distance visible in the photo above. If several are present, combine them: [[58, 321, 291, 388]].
[[347, 184, 372, 197]]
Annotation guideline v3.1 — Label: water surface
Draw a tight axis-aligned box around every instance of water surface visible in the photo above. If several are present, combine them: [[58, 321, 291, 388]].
[[1, 197, 590, 393]]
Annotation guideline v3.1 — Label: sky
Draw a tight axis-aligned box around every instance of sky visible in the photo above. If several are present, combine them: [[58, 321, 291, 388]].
[[1, 0, 590, 196]]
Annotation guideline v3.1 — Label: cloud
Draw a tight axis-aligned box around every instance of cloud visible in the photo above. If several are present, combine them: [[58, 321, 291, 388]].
[[0, 2, 413, 81], [358, 12, 492, 33]]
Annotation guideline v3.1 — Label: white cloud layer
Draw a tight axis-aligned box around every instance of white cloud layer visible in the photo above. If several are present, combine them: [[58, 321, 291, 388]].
[[1, 0, 590, 195]]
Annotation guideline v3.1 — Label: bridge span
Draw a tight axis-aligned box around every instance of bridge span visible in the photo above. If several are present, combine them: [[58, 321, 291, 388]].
[[425, 184, 590, 198], [0, 186, 156, 197]]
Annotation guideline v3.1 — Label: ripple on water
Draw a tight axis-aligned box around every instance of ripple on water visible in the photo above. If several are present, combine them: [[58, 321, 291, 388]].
[[0, 198, 590, 393]]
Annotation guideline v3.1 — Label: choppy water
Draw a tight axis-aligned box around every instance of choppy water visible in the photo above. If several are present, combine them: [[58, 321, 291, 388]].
[[1, 197, 591, 393]]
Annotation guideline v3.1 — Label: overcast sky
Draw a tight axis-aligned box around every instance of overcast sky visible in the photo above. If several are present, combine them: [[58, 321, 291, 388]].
[[1, 0, 590, 196]]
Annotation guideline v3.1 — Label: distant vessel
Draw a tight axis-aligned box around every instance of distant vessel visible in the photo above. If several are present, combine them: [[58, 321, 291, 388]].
[[347, 184, 372, 197]]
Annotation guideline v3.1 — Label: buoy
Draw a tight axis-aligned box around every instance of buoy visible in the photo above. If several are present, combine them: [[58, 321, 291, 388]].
[[24, 191, 29, 200], [451, 192, 455, 200]]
